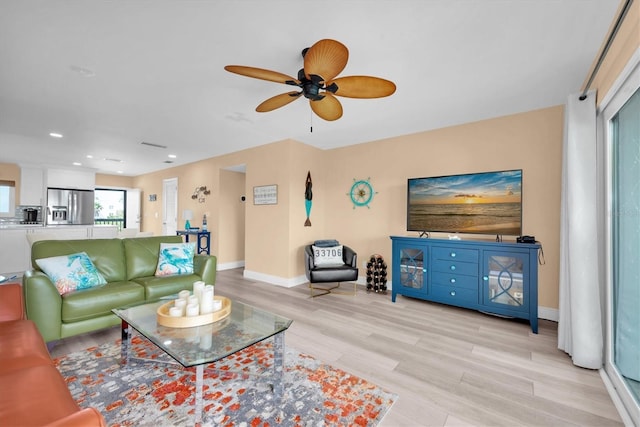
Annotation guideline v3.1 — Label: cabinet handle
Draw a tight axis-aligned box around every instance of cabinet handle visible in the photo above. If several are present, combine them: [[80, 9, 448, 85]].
[[483, 276, 488, 281], [450, 278, 456, 284], [450, 265, 456, 271], [450, 252, 456, 257], [450, 290, 456, 296]]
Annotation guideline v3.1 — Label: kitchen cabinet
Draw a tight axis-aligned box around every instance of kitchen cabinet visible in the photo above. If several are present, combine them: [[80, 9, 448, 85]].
[[46, 168, 95, 190], [0, 229, 30, 276], [390, 236, 541, 333], [19, 165, 44, 205]]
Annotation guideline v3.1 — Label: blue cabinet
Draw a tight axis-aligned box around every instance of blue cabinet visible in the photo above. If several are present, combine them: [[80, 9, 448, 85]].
[[390, 236, 540, 333], [395, 243, 428, 298]]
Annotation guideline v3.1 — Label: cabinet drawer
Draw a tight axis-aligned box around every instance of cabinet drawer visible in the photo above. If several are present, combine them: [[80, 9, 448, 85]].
[[432, 247, 478, 263], [432, 271, 477, 289], [432, 259, 478, 276], [431, 285, 478, 305]]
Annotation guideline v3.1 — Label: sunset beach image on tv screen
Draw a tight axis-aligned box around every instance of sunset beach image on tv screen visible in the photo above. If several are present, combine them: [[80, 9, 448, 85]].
[[407, 170, 522, 236]]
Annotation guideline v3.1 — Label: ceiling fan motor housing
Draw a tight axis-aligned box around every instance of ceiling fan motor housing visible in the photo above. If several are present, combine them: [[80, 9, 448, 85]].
[[296, 69, 327, 101]]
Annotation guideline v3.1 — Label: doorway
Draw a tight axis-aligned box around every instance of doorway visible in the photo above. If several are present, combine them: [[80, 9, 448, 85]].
[[162, 178, 178, 236]]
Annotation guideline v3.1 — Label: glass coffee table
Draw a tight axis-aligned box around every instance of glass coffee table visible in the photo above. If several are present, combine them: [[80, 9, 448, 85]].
[[113, 297, 292, 425]]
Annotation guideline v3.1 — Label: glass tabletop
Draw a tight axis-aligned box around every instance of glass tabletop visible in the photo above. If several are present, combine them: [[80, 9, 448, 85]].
[[113, 298, 292, 368]]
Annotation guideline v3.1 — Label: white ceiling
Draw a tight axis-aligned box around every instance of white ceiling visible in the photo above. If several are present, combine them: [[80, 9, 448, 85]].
[[0, 0, 621, 176]]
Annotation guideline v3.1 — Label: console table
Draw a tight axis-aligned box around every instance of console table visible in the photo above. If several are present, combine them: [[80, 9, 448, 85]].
[[390, 236, 541, 333], [177, 229, 211, 254]]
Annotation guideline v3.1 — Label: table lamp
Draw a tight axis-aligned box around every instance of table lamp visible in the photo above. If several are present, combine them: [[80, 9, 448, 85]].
[[182, 209, 193, 230]]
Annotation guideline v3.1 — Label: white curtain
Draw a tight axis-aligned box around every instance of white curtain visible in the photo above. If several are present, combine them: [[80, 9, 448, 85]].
[[558, 91, 603, 369]]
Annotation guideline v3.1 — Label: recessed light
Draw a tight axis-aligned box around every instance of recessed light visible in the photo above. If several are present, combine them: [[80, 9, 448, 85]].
[[86, 155, 93, 159], [49, 132, 63, 138], [168, 154, 177, 159], [117, 171, 123, 174], [72, 162, 82, 166]]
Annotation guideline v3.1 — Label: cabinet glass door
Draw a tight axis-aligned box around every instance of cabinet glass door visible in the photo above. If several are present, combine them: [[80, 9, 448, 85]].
[[399, 247, 426, 293], [483, 252, 528, 312]]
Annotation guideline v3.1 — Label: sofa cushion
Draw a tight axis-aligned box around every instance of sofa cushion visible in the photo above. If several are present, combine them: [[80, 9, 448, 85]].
[[36, 252, 107, 295], [0, 283, 25, 321], [123, 236, 184, 280], [154, 242, 195, 276], [0, 364, 81, 426], [134, 274, 204, 300], [61, 281, 145, 323], [0, 319, 53, 375], [32, 239, 127, 283]]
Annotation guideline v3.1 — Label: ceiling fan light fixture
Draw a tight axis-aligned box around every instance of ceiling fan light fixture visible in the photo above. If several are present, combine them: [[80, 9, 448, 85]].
[[224, 39, 395, 122]]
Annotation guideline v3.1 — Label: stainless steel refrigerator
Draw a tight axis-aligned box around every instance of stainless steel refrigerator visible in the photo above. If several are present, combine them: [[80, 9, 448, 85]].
[[46, 188, 95, 225]]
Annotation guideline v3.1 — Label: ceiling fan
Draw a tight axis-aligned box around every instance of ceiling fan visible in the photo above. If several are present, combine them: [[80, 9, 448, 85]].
[[224, 39, 396, 121]]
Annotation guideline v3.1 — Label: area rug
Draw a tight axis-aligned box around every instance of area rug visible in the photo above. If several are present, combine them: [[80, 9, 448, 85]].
[[53, 336, 397, 426]]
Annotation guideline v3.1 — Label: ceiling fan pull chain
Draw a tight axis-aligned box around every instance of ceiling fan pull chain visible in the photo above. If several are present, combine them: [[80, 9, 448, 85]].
[[310, 109, 313, 133]]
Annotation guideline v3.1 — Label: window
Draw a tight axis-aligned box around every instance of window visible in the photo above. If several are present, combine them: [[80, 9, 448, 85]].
[[94, 188, 126, 230], [601, 54, 640, 425], [0, 180, 16, 217]]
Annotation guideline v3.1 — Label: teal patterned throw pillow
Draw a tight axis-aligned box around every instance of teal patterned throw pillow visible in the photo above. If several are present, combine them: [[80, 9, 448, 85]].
[[35, 252, 107, 295], [155, 242, 196, 277]]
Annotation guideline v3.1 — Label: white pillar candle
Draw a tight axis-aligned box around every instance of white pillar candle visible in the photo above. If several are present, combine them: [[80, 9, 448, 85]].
[[205, 284, 214, 299], [178, 290, 190, 301], [193, 281, 205, 301], [212, 299, 222, 312], [200, 285, 215, 314], [174, 299, 187, 316], [188, 295, 199, 306], [186, 303, 199, 317], [200, 297, 214, 314], [169, 306, 182, 317]]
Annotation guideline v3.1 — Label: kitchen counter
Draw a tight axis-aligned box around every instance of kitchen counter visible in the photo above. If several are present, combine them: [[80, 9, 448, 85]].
[[0, 224, 45, 229]]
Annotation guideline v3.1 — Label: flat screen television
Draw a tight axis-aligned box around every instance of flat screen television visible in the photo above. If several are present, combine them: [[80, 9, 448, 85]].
[[407, 169, 522, 236]]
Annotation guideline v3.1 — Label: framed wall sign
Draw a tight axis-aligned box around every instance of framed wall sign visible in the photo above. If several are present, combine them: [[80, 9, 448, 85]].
[[253, 184, 278, 205]]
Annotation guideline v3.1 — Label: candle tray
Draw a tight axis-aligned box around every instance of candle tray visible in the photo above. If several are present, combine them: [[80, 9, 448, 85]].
[[157, 296, 231, 328]]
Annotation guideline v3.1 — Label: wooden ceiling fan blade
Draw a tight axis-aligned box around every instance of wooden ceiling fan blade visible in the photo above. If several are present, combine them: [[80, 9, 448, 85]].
[[303, 39, 348, 83], [328, 76, 396, 98], [224, 65, 300, 85], [256, 91, 302, 112], [310, 92, 343, 121]]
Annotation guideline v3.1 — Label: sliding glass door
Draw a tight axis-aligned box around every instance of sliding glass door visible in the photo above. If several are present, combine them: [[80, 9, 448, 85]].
[[603, 55, 640, 425]]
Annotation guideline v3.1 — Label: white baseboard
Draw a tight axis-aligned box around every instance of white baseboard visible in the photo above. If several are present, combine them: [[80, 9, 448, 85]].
[[216, 261, 245, 271], [538, 306, 559, 322], [243, 269, 307, 288]]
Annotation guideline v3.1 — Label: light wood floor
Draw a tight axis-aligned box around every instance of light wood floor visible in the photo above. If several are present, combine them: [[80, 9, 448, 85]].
[[50, 268, 624, 426]]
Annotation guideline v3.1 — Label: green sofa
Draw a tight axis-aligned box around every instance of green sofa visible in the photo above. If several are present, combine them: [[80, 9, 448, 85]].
[[22, 235, 217, 343]]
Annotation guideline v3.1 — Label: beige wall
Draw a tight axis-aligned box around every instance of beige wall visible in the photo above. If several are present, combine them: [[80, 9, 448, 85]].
[[307, 106, 564, 309], [95, 173, 135, 189], [124, 106, 562, 306]]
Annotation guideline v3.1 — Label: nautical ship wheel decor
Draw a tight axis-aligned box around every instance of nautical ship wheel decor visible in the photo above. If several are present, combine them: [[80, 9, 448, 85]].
[[348, 178, 376, 208]]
